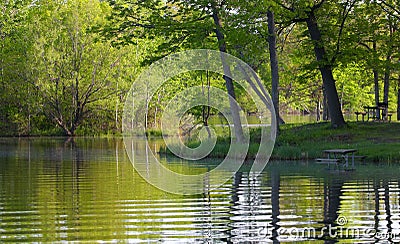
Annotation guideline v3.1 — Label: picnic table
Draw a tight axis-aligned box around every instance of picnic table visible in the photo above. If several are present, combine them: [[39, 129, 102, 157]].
[[363, 106, 378, 121], [324, 149, 357, 169], [316, 149, 357, 170], [362, 102, 391, 122]]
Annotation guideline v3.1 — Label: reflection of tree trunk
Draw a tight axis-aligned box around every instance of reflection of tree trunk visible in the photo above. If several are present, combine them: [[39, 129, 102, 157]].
[[323, 177, 344, 238], [271, 168, 280, 242], [116, 139, 119, 180], [28, 139, 31, 190], [231, 171, 242, 206], [69, 138, 82, 220], [384, 180, 393, 242], [211, 3, 245, 143], [373, 180, 380, 233], [202, 173, 213, 240], [306, 11, 345, 128], [115, 81, 119, 130], [227, 171, 242, 242], [64, 137, 75, 147]]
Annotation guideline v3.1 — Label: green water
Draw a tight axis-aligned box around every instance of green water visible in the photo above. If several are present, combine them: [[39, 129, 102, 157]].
[[1, 138, 400, 242]]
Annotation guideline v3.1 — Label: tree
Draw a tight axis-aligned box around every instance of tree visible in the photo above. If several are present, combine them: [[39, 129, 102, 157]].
[[28, 0, 123, 136], [0, 0, 34, 135], [306, 10, 345, 127], [376, 0, 400, 119], [276, 0, 347, 127], [351, 0, 400, 119], [105, 0, 257, 142], [210, 1, 245, 142]]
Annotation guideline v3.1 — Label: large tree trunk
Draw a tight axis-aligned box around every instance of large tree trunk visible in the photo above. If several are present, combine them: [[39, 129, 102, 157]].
[[383, 54, 391, 120], [305, 11, 345, 128], [383, 54, 391, 105], [211, 5, 245, 143], [397, 76, 400, 121], [373, 41, 380, 119], [322, 87, 329, 121], [267, 10, 284, 129], [383, 21, 394, 119], [373, 69, 380, 119]]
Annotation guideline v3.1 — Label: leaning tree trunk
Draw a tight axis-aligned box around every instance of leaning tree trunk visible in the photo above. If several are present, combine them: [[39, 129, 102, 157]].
[[267, 10, 284, 129], [305, 11, 345, 128], [211, 5, 245, 143]]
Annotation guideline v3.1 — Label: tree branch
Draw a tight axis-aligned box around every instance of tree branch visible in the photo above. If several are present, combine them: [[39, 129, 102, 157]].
[[378, 0, 400, 20], [276, 1, 294, 12], [312, 0, 326, 11], [332, 0, 357, 63]]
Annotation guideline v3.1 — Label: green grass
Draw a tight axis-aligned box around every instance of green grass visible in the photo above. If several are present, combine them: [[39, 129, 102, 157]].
[[275, 122, 400, 162], [160, 121, 400, 163], [145, 128, 164, 137]]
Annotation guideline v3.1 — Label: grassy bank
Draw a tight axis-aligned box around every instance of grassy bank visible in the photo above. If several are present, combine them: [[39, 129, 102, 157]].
[[274, 122, 400, 163], [160, 122, 400, 163]]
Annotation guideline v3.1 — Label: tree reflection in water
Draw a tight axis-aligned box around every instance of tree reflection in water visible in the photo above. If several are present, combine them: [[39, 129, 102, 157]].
[[1, 139, 400, 242]]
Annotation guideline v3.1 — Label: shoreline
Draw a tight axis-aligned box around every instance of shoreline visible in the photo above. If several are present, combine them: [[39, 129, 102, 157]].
[[2, 121, 399, 163]]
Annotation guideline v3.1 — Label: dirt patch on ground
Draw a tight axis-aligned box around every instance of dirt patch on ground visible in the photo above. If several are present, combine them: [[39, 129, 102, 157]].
[[328, 134, 353, 142], [367, 137, 400, 143]]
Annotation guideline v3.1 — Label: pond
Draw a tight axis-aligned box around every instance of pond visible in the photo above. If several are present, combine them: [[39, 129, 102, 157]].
[[1, 138, 400, 243]]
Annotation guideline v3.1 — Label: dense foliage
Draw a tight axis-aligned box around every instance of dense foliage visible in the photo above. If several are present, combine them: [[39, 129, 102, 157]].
[[0, 0, 399, 135]]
